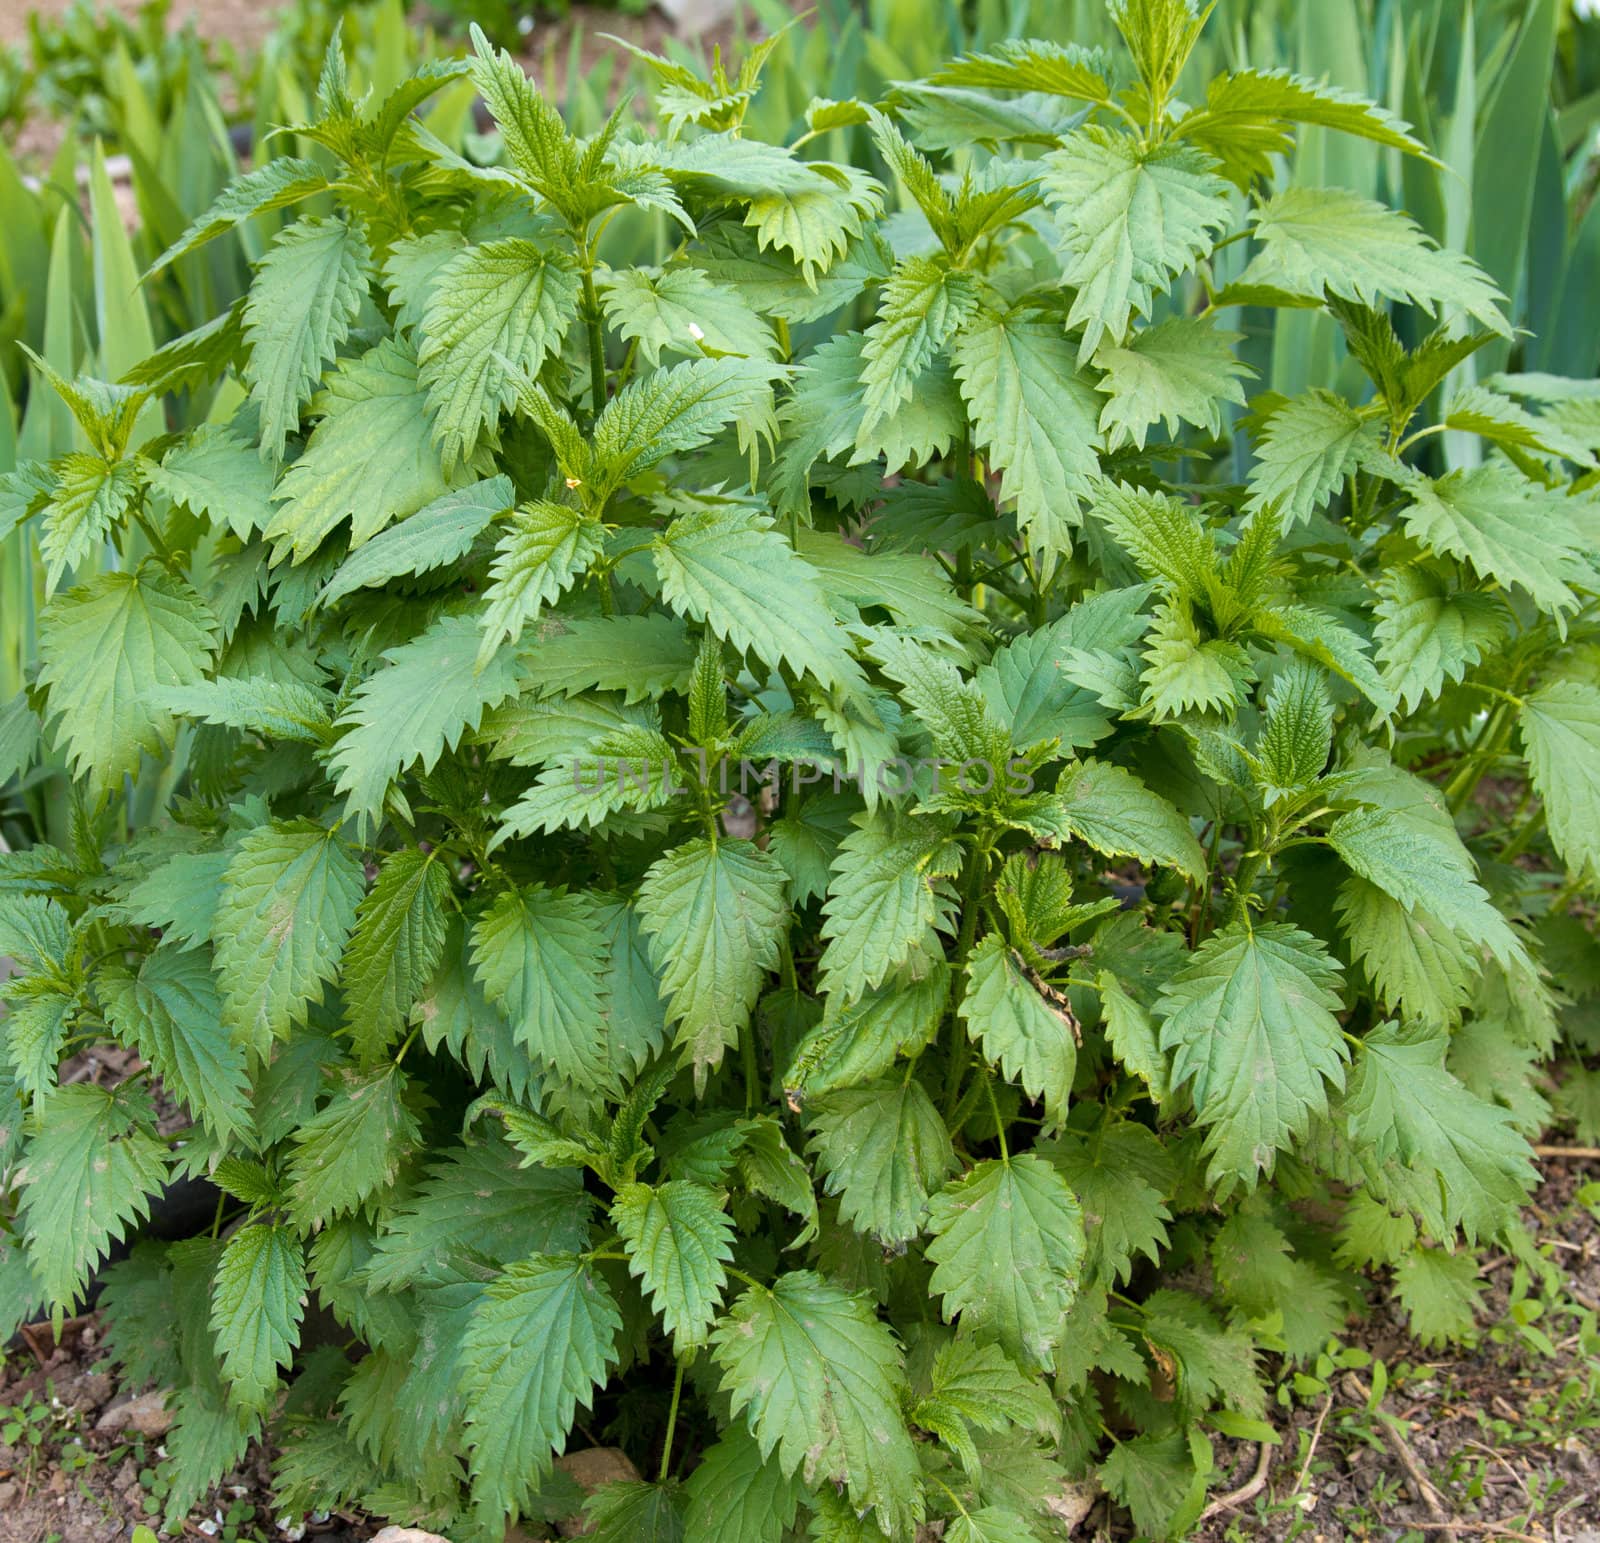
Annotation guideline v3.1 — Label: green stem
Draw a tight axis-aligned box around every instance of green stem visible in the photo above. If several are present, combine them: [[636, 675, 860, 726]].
[[741, 1012, 760, 1115], [942, 836, 992, 1120], [659, 1356, 687, 1482], [1444, 702, 1513, 815], [580, 254, 607, 420], [982, 1071, 1008, 1161]]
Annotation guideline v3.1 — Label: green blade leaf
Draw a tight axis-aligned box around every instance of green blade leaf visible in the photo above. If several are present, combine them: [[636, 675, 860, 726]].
[[611, 1179, 735, 1350], [710, 1270, 921, 1537], [210, 1223, 308, 1412], [636, 838, 789, 1085]]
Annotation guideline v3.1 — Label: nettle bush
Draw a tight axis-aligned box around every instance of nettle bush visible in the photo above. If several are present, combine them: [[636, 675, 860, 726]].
[[4, 2, 1600, 1538]]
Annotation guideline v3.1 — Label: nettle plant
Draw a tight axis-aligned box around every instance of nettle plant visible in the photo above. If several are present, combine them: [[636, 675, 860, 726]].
[[4, 2, 1600, 1538]]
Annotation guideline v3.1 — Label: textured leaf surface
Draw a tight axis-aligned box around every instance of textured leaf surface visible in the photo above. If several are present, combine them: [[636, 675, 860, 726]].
[[1158, 923, 1347, 1189], [926, 1152, 1085, 1367], [612, 1180, 735, 1349], [711, 1271, 920, 1537], [210, 1223, 307, 1411]]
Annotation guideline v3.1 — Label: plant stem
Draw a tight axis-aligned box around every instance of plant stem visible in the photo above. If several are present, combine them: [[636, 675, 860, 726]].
[[943, 835, 991, 1119], [659, 1355, 686, 1482], [580, 255, 607, 419]]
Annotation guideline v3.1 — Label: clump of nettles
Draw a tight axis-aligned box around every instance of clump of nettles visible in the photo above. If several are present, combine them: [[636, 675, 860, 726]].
[[1, 0, 1596, 1538]]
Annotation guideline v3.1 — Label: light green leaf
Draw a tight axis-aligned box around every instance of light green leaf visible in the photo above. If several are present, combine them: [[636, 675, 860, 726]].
[[953, 305, 1102, 552], [654, 506, 864, 697], [1519, 682, 1600, 883], [1373, 565, 1508, 712], [1236, 188, 1509, 337], [210, 1223, 307, 1411], [1245, 390, 1376, 527], [478, 501, 605, 667], [711, 1270, 921, 1537], [925, 1151, 1086, 1368], [287, 1065, 419, 1226], [37, 565, 218, 802], [601, 265, 776, 368], [341, 848, 451, 1065], [611, 1180, 735, 1350], [268, 337, 465, 562], [461, 1253, 622, 1522], [21, 1085, 167, 1306], [147, 424, 276, 542], [681, 1423, 804, 1543], [214, 821, 364, 1055], [806, 1079, 956, 1245], [244, 215, 371, 462], [1027, 759, 1206, 881], [961, 935, 1078, 1125], [419, 239, 580, 469], [1041, 128, 1230, 361], [1094, 315, 1250, 450], [471, 884, 612, 1091], [1157, 922, 1347, 1190], [636, 839, 789, 1083], [330, 613, 521, 823]]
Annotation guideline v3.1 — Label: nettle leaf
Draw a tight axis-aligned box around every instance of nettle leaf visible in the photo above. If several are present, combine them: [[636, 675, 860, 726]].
[[210, 1223, 308, 1412], [341, 848, 452, 1064], [40, 453, 139, 594], [601, 265, 776, 368], [1341, 1025, 1535, 1243], [419, 239, 580, 469], [637, 838, 789, 1083], [1398, 465, 1595, 615], [461, 1254, 622, 1522], [860, 256, 979, 433], [806, 1078, 956, 1245], [1245, 390, 1376, 527], [331, 612, 521, 823], [471, 883, 612, 1091], [244, 215, 371, 462], [954, 305, 1102, 552], [681, 1423, 804, 1543], [38, 564, 218, 801], [1158, 922, 1348, 1190], [148, 424, 277, 543], [215, 821, 364, 1056], [654, 506, 865, 696], [711, 1271, 922, 1537], [1520, 683, 1600, 883], [1029, 759, 1206, 882], [269, 338, 469, 563], [1094, 315, 1250, 450], [1373, 566, 1508, 712], [478, 501, 605, 667], [611, 1179, 735, 1350], [819, 811, 961, 1005], [961, 934, 1077, 1126], [1041, 127, 1231, 360], [100, 947, 253, 1144], [21, 1085, 168, 1306], [1234, 188, 1509, 336], [926, 1152, 1086, 1369], [287, 1065, 420, 1226]]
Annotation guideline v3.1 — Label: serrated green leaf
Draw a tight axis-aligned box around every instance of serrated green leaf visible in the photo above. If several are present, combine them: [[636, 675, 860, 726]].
[[341, 848, 451, 1064], [1373, 566, 1508, 712], [807, 1078, 956, 1245], [148, 424, 276, 542], [1520, 682, 1600, 883], [637, 838, 789, 1083], [287, 1065, 419, 1227], [1041, 128, 1230, 361], [38, 564, 218, 802], [21, 1085, 168, 1306], [215, 822, 364, 1055], [1094, 315, 1250, 450], [711, 1270, 921, 1537], [268, 337, 468, 562], [926, 1151, 1085, 1368], [953, 305, 1102, 552], [419, 239, 580, 469], [1028, 759, 1205, 881], [478, 501, 605, 666], [1158, 922, 1347, 1190], [682, 1423, 803, 1543], [461, 1253, 622, 1523], [210, 1223, 307, 1411], [1245, 390, 1375, 527], [611, 1179, 735, 1350], [245, 216, 370, 462], [961, 934, 1077, 1125]]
